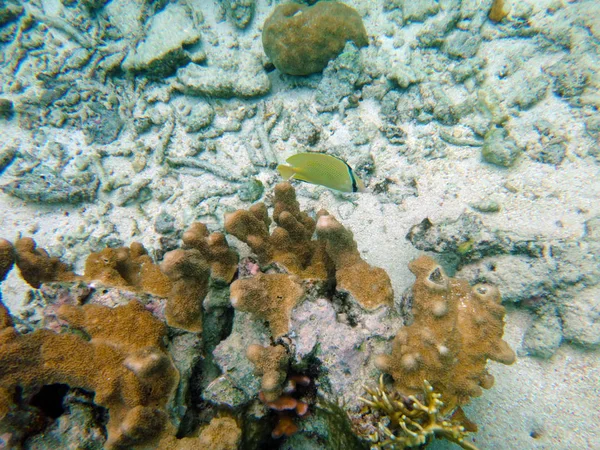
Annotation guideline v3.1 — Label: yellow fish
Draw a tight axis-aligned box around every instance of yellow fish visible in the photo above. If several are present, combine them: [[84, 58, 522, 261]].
[[277, 153, 366, 193]]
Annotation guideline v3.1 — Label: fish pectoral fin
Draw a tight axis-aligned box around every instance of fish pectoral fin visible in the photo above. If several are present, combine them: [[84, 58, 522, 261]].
[[277, 164, 296, 181]]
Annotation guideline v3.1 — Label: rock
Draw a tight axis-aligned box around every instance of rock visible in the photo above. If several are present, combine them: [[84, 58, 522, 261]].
[[406, 212, 545, 271], [544, 57, 590, 105], [0, 98, 13, 119], [280, 404, 365, 450], [385, 0, 440, 22], [417, 9, 460, 47], [167, 332, 203, 430], [104, 0, 144, 38], [1, 166, 99, 204], [238, 178, 264, 202], [470, 199, 501, 213], [23, 389, 105, 449], [513, 75, 550, 110], [262, 2, 368, 76], [558, 285, 600, 348], [315, 43, 362, 112], [289, 298, 397, 410], [443, 30, 482, 59], [522, 304, 563, 358], [0, 1, 23, 26], [177, 100, 215, 133], [221, 0, 255, 29], [122, 4, 201, 76], [154, 212, 176, 235], [530, 140, 566, 165], [0, 145, 16, 174], [176, 53, 270, 98], [482, 125, 522, 167], [208, 311, 269, 406], [82, 103, 123, 145]]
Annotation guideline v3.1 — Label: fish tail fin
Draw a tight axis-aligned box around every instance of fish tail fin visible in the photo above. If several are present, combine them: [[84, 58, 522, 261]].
[[277, 164, 296, 181]]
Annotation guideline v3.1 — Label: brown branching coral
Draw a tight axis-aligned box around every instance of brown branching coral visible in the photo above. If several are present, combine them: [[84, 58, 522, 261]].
[[0, 299, 178, 449], [13, 237, 77, 288], [0, 239, 14, 282], [375, 256, 515, 407], [358, 375, 479, 450], [226, 182, 393, 334], [158, 416, 242, 450], [160, 248, 210, 333], [247, 343, 290, 402], [83, 242, 172, 297], [316, 211, 393, 310], [182, 222, 239, 284], [2, 221, 239, 334], [225, 182, 333, 281], [230, 272, 305, 337]]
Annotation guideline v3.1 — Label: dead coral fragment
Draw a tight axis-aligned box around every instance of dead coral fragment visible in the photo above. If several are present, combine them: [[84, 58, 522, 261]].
[[359, 376, 479, 450], [230, 272, 304, 337], [316, 211, 393, 310], [375, 256, 515, 407]]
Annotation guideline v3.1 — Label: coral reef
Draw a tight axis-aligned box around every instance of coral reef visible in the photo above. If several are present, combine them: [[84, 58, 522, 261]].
[[226, 182, 392, 313], [262, 2, 368, 75], [375, 256, 515, 407], [0, 184, 515, 449]]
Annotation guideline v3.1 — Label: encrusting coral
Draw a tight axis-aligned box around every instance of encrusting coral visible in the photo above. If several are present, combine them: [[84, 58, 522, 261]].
[[375, 256, 516, 408], [0, 299, 178, 449], [358, 375, 479, 450]]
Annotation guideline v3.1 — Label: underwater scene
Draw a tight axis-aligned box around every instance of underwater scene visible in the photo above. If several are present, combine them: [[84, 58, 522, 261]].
[[0, 0, 599, 449]]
